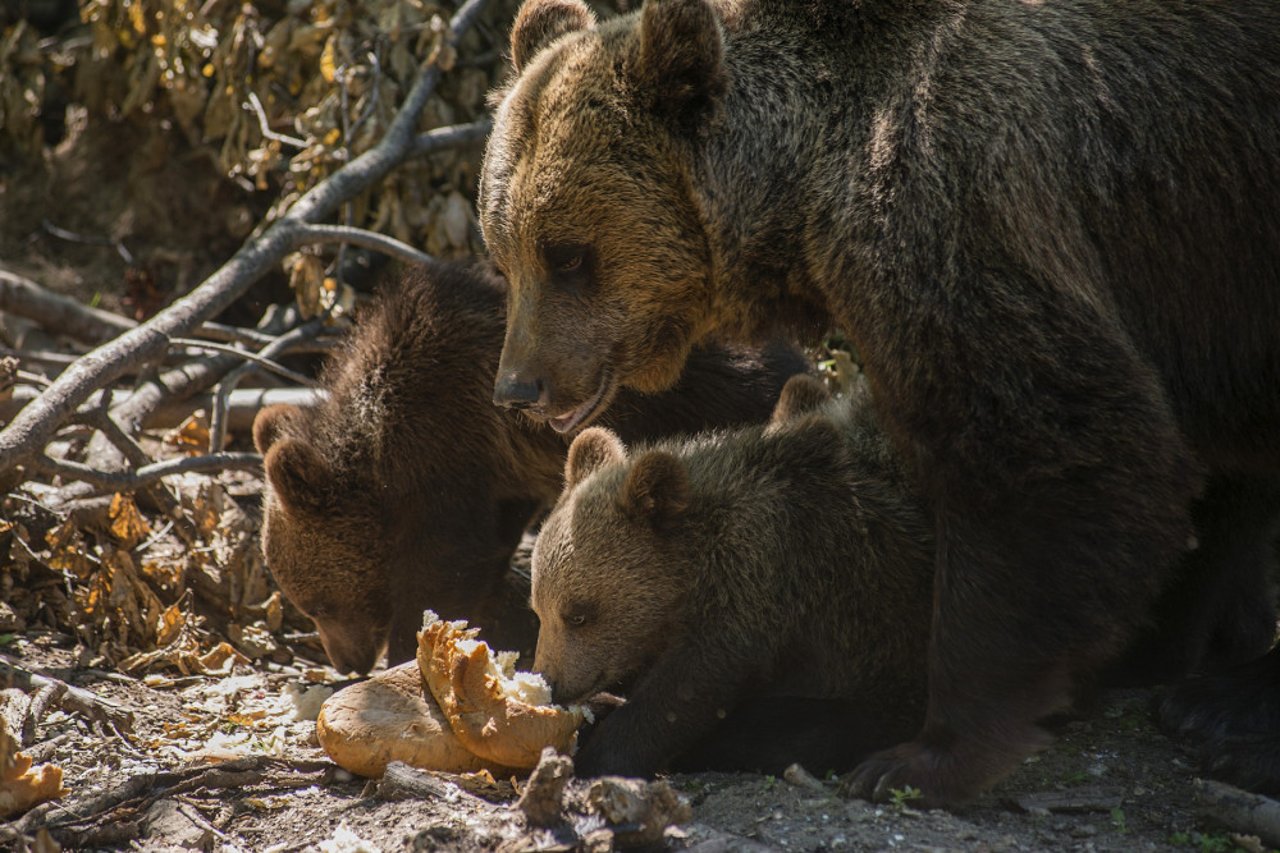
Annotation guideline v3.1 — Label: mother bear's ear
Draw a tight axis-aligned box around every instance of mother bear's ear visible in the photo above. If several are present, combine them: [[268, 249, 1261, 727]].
[[510, 0, 596, 72], [633, 0, 725, 125]]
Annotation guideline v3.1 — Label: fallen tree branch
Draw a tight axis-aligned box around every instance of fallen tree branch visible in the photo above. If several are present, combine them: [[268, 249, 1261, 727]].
[[108, 305, 302, 439], [170, 337, 323, 389], [1194, 778, 1280, 848], [411, 117, 492, 158], [2, 385, 323, 432], [39, 219, 133, 264], [0, 268, 136, 345], [0, 654, 135, 736], [208, 318, 329, 451], [0, 346, 79, 367], [194, 321, 280, 347], [1, 755, 334, 845], [289, 223, 436, 267], [0, 0, 491, 472], [32, 451, 263, 494], [377, 761, 460, 802]]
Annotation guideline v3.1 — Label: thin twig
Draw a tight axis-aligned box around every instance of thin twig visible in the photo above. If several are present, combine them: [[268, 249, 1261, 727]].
[[208, 319, 327, 451], [76, 405, 153, 469], [290, 223, 436, 267], [33, 451, 263, 494], [40, 220, 134, 264], [108, 304, 299, 439], [0, 654, 135, 735], [0, 0, 491, 471], [1, 384, 324, 432], [0, 347, 79, 366], [169, 337, 323, 388], [245, 91, 308, 149], [195, 321, 278, 347]]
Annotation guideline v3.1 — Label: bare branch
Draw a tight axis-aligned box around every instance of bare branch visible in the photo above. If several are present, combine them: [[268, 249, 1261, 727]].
[[40, 220, 134, 264], [2, 385, 322, 438], [411, 118, 492, 159], [208, 319, 329, 451], [1195, 778, 1280, 847], [290, 223, 436, 267], [33, 451, 263, 493], [169, 337, 324, 388], [244, 91, 308, 149], [108, 305, 301, 439], [0, 0, 492, 471], [0, 346, 80, 367], [0, 268, 137, 344], [195, 322, 279, 347]]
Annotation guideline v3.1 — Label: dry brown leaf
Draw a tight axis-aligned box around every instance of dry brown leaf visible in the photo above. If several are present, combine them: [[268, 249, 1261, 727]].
[[155, 601, 186, 647], [288, 252, 326, 318], [165, 411, 211, 457], [44, 519, 94, 580], [109, 492, 151, 550]]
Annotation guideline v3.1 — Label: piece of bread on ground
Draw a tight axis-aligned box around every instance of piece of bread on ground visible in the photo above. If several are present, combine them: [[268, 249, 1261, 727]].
[[419, 612, 584, 770], [316, 660, 496, 777]]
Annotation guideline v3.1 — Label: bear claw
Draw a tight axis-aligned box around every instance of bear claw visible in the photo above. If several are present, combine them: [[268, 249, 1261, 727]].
[[840, 740, 976, 809]]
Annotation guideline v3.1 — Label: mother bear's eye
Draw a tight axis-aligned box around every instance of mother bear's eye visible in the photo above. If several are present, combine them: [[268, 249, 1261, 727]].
[[564, 610, 591, 628], [543, 242, 594, 277]]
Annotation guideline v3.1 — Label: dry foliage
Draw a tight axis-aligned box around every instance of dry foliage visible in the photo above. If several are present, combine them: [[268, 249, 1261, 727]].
[[3, 0, 502, 261], [0, 0, 514, 679], [2, 476, 287, 674]]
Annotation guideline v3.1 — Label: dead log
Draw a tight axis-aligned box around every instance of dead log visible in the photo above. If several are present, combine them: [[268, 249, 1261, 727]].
[[1195, 779, 1280, 847]]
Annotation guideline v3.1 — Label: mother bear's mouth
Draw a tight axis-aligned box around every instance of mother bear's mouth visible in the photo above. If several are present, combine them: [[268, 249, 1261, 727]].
[[548, 369, 615, 434]]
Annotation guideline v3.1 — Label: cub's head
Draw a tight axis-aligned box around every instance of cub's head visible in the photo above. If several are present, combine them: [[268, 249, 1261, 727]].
[[481, 0, 727, 433], [530, 428, 692, 702], [253, 405, 393, 675]]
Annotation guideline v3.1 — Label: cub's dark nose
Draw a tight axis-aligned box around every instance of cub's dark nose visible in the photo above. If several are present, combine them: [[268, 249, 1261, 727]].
[[494, 372, 546, 409]]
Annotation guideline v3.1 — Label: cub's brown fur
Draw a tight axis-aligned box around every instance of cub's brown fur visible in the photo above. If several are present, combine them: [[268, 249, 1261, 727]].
[[480, 0, 1280, 803], [531, 375, 935, 777], [254, 260, 807, 674]]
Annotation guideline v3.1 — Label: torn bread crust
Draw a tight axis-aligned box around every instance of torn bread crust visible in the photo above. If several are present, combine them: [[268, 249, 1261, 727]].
[[315, 660, 499, 778], [419, 611, 585, 769]]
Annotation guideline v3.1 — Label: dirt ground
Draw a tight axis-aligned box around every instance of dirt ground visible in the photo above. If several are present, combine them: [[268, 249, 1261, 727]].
[[1, 624, 1271, 852]]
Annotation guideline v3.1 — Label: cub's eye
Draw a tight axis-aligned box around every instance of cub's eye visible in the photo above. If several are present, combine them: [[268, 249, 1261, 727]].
[[543, 243, 592, 276], [565, 613, 588, 628]]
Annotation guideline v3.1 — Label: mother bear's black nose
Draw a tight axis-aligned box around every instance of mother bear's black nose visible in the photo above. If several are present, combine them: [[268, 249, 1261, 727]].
[[494, 372, 547, 409]]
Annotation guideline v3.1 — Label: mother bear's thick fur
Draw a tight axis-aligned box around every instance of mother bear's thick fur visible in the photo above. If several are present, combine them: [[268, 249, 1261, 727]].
[[478, 0, 1280, 805]]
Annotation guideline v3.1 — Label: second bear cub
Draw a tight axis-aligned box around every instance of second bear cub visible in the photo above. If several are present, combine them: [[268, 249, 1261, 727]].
[[531, 375, 935, 777]]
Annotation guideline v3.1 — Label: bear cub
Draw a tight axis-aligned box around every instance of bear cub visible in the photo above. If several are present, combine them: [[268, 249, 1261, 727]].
[[253, 260, 808, 675], [531, 375, 935, 777]]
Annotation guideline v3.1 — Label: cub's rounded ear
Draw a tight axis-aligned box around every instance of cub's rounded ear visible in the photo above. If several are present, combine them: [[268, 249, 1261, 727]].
[[566, 427, 626, 488], [621, 451, 689, 526], [511, 0, 595, 73], [252, 404, 300, 454], [767, 374, 831, 433], [635, 0, 725, 124], [263, 438, 331, 515]]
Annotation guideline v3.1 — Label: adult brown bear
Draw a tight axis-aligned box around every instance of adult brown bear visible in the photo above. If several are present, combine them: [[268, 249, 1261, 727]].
[[478, 0, 1280, 805]]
